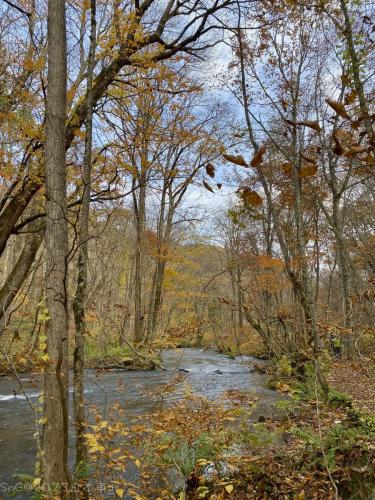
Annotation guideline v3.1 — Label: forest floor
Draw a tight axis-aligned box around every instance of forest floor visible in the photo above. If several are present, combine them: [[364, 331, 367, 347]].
[[196, 358, 375, 499], [328, 359, 375, 415]]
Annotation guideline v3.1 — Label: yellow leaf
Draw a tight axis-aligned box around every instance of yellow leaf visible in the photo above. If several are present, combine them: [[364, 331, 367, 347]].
[[135, 459, 141, 468], [116, 489, 124, 498], [225, 484, 234, 494], [32, 478, 41, 488]]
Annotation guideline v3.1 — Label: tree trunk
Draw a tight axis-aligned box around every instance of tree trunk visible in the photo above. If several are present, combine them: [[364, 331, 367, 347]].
[[0, 226, 44, 324], [339, 0, 374, 146], [133, 173, 146, 344], [72, 0, 96, 489], [145, 184, 174, 343], [42, 0, 70, 491], [332, 199, 355, 358]]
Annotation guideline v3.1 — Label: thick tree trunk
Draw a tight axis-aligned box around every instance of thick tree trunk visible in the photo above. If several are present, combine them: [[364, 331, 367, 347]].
[[42, 0, 70, 491], [0, 181, 41, 258], [0, 226, 44, 323], [2, 236, 16, 287], [72, 0, 96, 488]]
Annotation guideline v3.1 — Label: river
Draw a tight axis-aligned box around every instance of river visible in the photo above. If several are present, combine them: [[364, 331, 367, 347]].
[[0, 348, 280, 496]]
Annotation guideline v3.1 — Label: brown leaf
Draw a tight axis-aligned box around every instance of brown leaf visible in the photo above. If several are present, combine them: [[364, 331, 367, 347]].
[[250, 145, 266, 168], [343, 145, 367, 157], [350, 119, 361, 130], [332, 134, 345, 156], [296, 120, 322, 133], [345, 90, 357, 105], [326, 98, 350, 119], [365, 154, 375, 166], [299, 164, 318, 177], [300, 152, 316, 164], [202, 180, 214, 193], [223, 153, 248, 167], [240, 187, 262, 206], [217, 183, 223, 189], [282, 162, 292, 176], [205, 163, 215, 178], [341, 74, 351, 86]]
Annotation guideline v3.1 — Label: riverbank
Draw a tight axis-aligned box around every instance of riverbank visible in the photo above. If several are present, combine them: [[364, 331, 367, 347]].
[[78, 354, 374, 499], [204, 359, 375, 499], [0, 343, 158, 376]]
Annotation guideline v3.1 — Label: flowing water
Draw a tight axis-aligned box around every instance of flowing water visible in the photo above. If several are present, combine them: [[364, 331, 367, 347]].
[[0, 348, 281, 496]]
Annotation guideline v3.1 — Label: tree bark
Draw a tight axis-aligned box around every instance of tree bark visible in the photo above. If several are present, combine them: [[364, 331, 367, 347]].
[[133, 172, 146, 344], [42, 0, 70, 491], [72, 0, 96, 489]]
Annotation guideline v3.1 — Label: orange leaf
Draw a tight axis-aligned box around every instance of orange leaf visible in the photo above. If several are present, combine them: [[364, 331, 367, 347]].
[[299, 164, 318, 177], [326, 98, 350, 119], [250, 145, 266, 168], [223, 153, 248, 167], [240, 187, 262, 206]]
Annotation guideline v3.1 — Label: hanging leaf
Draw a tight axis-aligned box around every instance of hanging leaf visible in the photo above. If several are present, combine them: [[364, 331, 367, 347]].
[[217, 183, 223, 189], [282, 161, 292, 176], [250, 145, 266, 168], [300, 152, 316, 164], [203, 179, 214, 193], [326, 98, 350, 119], [205, 163, 215, 178], [223, 153, 248, 167], [240, 187, 262, 206], [332, 134, 345, 155], [350, 119, 361, 130], [296, 120, 322, 133], [285, 119, 296, 127], [365, 154, 375, 166], [299, 164, 318, 177], [343, 145, 367, 157], [345, 90, 357, 105], [341, 74, 351, 86]]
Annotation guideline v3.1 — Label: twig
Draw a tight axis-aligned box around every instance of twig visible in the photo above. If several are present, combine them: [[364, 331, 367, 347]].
[[1, 0, 31, 16]]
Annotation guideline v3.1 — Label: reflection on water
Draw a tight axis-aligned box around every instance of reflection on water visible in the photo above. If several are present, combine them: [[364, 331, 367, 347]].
[[0, 348, 280, 495]]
